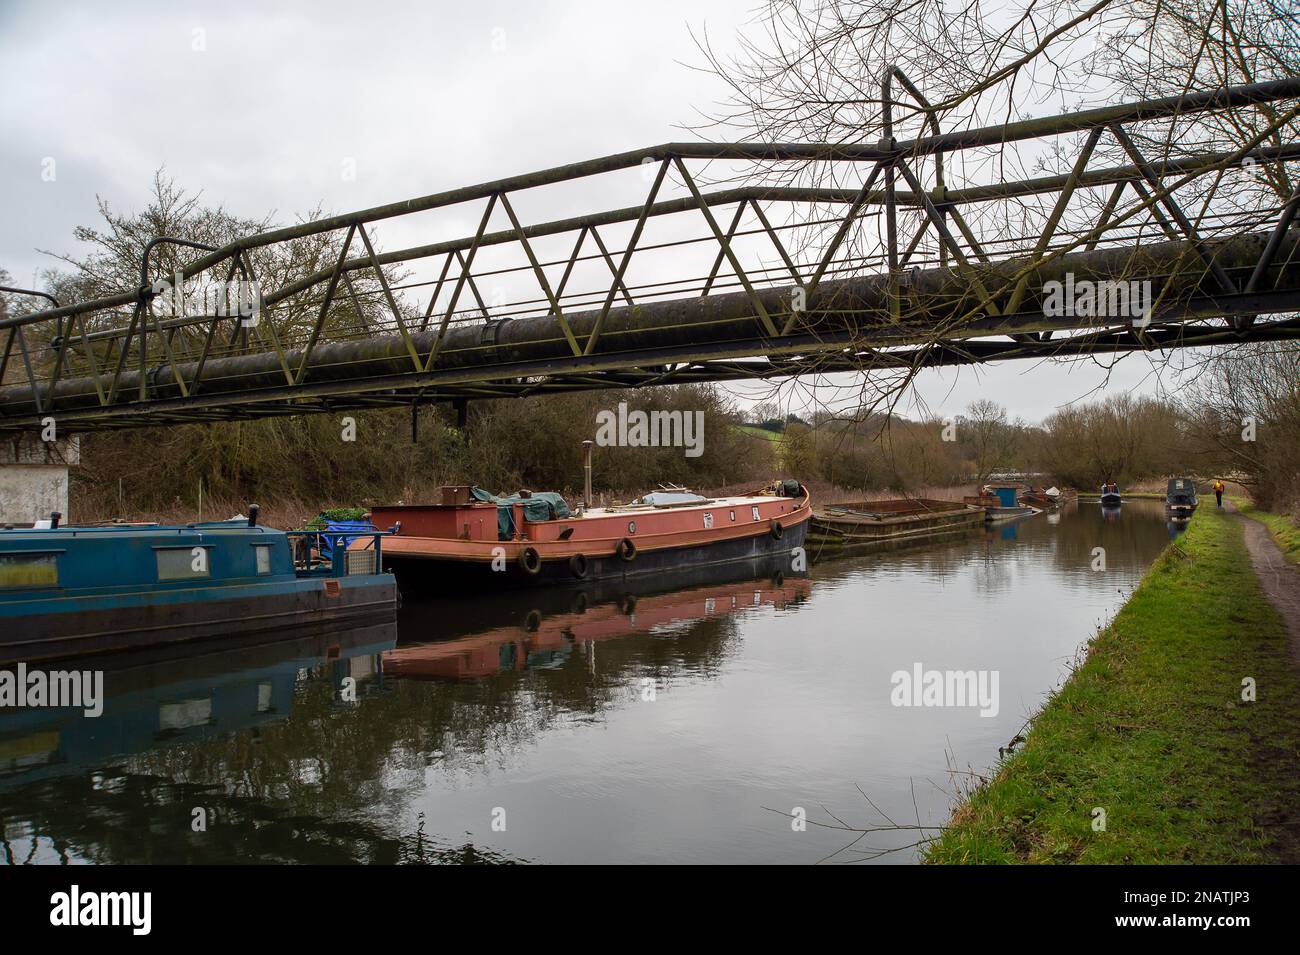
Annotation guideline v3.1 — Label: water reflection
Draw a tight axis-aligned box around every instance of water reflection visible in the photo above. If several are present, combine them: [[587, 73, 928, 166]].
[[389, 577, 811, 681], [1, 500, 1178, 864]]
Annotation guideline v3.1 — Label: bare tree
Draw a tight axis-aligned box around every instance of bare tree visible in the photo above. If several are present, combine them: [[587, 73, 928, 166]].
[[1177, 342, 1300, 510], [690, 0, 1300, 429], [961, 399, 1019, 483]]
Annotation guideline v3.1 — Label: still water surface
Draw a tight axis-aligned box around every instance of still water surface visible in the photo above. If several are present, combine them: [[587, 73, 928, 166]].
[[0, 500, 1183, 864]]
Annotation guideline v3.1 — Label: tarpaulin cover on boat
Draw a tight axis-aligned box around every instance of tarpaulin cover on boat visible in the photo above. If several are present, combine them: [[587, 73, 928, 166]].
[[315, 519, 376, 557], [471, 487, 572, 540], [633, 491, 708, 506]]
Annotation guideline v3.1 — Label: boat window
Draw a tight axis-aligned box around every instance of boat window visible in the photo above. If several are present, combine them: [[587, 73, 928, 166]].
[[254, 544, 272, 575], [156, 546, 211, 581], [159, 697, 213, 732], [0, 553, 59, 590], [752, 506, 761, 521], [729, 510, 736, 521]]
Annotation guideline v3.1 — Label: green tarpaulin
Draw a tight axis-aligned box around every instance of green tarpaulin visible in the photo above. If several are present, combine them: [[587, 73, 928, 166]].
[[471, 486, 572, 540]]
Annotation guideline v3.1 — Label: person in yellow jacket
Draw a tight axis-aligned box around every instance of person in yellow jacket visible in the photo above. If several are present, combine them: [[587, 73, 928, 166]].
[[1213, 479, 1225, 508]]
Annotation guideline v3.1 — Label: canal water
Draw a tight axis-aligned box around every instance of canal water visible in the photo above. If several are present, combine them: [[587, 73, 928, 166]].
[[1, 500, 1183, 864]]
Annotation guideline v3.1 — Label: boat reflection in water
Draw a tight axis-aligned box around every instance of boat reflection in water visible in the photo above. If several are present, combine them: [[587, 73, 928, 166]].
[[390, 571, 812, 681], [0, 618, 525, 864], [0, 622, 397, 790]]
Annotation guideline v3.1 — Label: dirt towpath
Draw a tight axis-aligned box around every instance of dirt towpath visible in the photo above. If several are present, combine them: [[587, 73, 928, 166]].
[[1232, 506, 1300, 666]]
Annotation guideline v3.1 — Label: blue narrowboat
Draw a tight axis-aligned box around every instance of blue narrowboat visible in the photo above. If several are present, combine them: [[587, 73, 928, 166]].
[[0, 508, 396, 664]]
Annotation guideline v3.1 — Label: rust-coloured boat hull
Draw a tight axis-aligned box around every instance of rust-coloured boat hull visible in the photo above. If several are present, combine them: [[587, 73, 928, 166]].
[[385, 515, 809, 593], [368, 483, 812, 595]]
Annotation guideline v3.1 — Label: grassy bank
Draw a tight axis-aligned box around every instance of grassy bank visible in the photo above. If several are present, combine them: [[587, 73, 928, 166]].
[[926, 506, 1300, 863], [1239, 504, 1300, 567]]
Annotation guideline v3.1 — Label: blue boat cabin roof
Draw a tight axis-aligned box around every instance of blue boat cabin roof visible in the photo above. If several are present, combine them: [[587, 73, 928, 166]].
[[0, 521, 297, 599]]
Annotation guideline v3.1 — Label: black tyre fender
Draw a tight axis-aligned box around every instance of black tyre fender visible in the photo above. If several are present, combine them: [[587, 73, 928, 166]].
[[769, 520, 784, 540], [616, 537, 637, 562], [569, 553, 589, 579], [518, 546, 542, 575]]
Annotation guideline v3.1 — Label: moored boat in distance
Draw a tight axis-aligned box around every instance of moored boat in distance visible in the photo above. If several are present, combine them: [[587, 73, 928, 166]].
[[1165, 477, 1199, 514], [1021, 486, 1074, 510], [0, 507, 396, 664], [963, 484, 1042, 524], [809, 498, 984, 560], [1098, 479, 1122, 507], [363, 478, 811, 593]]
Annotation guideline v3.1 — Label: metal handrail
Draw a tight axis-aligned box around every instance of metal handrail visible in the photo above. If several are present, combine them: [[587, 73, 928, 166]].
[[286, 528, 389, 577]]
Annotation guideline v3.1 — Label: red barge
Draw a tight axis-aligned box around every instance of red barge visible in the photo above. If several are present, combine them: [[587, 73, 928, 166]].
[[359, 471, 811, 593]]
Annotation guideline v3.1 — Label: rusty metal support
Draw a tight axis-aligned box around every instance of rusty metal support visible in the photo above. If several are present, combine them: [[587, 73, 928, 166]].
[[425, 194, 497, 368], [675, 158, 778, 337], [295, 223, 356, 384], [584, 157, 669, 356]]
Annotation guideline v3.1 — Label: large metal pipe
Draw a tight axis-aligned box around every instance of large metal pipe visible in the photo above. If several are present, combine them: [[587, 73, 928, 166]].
[[2, 228, 1297, 423]]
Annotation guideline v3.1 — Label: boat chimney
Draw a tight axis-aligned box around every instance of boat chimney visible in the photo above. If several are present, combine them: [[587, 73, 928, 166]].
[[50, 511, 61, 529], [248, 504, 260, 528], [582, 440, 593, 510]]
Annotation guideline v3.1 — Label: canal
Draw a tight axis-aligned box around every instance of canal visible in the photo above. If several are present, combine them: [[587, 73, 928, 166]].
[[0, 500, 1182, 864]]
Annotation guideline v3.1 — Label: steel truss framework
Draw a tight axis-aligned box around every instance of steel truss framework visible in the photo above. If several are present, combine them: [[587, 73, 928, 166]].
[[3, 77, 1300, 433]]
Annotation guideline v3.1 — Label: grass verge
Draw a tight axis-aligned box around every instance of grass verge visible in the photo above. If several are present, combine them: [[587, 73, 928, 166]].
[[926, 506, 1300, 863]]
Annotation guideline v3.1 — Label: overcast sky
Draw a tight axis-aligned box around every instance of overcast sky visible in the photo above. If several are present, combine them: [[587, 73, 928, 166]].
[[0, 0, 1166, 423]]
